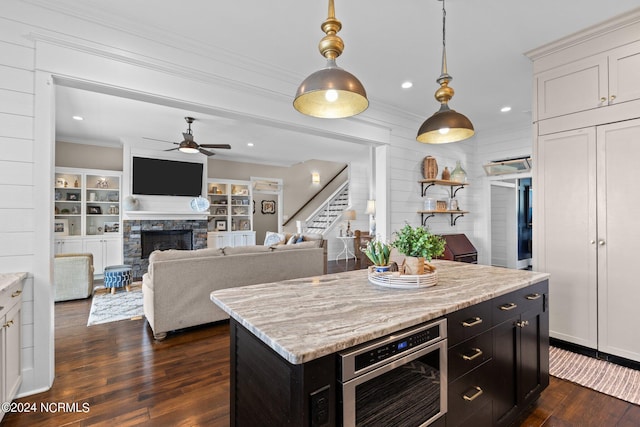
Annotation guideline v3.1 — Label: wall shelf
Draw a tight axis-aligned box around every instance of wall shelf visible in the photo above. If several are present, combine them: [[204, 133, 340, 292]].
[[418, 210, 469, 227], [419, 179, 469, 197]]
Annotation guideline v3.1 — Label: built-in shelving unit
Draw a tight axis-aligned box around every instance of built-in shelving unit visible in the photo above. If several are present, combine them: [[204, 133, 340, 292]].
[[206, 179, 255, 248], [418, 179, 469, 226]]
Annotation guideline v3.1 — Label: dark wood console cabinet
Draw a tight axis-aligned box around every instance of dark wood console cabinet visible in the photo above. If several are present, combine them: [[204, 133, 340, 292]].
[[446, 280, 549, 427]]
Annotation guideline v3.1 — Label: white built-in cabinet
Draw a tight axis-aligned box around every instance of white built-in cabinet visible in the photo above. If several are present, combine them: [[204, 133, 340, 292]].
[[532, 13, 640, 363], [54, 167, 123, 275], [536, 40, 640, 120], [0, 278, 23, 422], [206, 179, 256, 248]]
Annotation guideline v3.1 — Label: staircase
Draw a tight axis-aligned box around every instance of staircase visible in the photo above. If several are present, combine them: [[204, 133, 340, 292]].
[[303, 182, 349, 236]]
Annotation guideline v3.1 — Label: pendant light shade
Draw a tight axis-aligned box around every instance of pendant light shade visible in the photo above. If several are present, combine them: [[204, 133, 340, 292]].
[[294, 0, 368, 118], [417, 0, 474, 144]]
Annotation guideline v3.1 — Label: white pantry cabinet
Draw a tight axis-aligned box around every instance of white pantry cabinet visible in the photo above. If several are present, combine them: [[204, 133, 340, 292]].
[[532, 11, 640, 363], [0, 277, 23, 422], [536, 40, 640, 121]]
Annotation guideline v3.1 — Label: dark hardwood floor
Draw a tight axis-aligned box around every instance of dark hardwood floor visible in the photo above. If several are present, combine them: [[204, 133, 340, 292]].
[[3, 259, 639, 426]]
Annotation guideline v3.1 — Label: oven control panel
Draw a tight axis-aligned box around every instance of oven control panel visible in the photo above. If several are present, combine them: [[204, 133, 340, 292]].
[[339, 318, 447, 381], [354, 324, 440, 371]]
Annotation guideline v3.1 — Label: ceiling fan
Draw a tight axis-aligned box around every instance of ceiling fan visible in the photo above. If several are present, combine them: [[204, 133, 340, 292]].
[[145, 117, 231, 156]]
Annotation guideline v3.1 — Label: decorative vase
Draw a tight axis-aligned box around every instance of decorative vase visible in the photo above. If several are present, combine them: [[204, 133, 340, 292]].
[[441, 166, 451, 180], [451, 160, 467, 183], [374, 265, 391, 273], [402, 256, 425, 275], [123, 195, 139, 211], [423, 156, 438, 180]]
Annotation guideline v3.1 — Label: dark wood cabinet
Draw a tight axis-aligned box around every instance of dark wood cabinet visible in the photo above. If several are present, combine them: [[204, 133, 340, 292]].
[[447, 280, 549, 427]]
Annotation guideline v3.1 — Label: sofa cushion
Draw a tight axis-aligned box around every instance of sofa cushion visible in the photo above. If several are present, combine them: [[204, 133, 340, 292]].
[[286, 234, 300, 245], [223, 245, 273, 255], [271, 241, 319, 250], [264, 231, 286, 246], [149, 247, 223, 263]]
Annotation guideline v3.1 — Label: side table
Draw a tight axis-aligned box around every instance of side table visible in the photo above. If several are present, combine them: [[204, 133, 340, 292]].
[[335, 236, 356, 262]]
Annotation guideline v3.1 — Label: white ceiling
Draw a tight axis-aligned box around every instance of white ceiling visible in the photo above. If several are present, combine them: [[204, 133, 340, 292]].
[[50, 0, 640, 165]]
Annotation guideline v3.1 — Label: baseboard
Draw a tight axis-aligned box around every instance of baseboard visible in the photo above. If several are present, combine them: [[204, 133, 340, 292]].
[[550, 338, 640, 371]]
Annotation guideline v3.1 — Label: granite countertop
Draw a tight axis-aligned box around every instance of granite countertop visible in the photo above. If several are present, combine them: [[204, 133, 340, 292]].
[[210, 260, 549, 365], [0, 272, 27, 293]]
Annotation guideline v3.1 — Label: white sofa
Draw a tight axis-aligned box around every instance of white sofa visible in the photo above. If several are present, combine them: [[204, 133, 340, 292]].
[[142, 238, 325, 340]]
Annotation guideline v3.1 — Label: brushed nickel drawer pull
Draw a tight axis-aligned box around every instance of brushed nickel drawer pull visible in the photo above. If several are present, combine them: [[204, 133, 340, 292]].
[[463, 386, 483, 402], [462, 317, 483, 327], [516, 320, 530, 328], [500, 302, 517, 311], [12, 290, 22, 298], [526, 293, 541, 300], [462, 348, 483, 361]]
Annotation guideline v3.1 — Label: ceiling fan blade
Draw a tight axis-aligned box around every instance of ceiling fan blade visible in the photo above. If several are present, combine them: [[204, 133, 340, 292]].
[[200, 144, 231, 149], [143, 137, 178, 145], [164, 147, 180, 152], [199, 148, 215, 156]]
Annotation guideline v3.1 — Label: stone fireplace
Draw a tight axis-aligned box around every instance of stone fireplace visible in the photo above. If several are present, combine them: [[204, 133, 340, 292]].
[[123, 219, 208, 279]]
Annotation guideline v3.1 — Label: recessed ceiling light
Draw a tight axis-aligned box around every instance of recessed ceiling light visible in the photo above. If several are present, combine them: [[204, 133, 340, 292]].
[[500, 106, 512, 113], [247, 142, 254, 147], [401, 81, 413, 89], [72, 115, 84, 121]]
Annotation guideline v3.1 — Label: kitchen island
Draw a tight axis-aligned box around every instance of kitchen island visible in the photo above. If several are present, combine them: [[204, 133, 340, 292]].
[[211, 260, 550, 427]]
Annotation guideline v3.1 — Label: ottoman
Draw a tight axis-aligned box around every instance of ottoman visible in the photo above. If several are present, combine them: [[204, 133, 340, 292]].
[[104, 264, 133, 294]]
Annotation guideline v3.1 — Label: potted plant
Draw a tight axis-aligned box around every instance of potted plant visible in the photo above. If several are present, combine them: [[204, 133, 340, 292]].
[[363, 239, 391, 272], [391, 223, 445, 275]]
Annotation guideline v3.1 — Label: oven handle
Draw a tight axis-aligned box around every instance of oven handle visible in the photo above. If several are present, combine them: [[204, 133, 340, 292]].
[[341, 339, 447, 427]]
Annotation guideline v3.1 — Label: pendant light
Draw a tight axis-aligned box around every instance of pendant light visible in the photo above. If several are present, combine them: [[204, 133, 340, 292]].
[[293, 0, 368, 118], [417, 0, 474, 144]]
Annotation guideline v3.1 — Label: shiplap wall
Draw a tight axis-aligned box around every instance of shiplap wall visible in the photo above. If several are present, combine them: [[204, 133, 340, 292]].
[[0, 16, 39, 394]]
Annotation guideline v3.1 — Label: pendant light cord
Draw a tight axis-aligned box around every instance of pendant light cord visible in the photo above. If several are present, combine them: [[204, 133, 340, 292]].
[[438, 0, 450, 81]]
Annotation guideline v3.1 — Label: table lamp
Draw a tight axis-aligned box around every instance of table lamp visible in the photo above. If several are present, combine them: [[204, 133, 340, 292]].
[[343, 209, 356, 236]]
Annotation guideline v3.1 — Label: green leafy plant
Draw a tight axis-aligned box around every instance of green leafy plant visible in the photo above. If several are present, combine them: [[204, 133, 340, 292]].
[[391, 223, 445, 261], [364, 239, 391, 266]]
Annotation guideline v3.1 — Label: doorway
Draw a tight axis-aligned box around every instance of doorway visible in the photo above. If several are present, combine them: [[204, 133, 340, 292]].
[[490, 176, 532, 269]]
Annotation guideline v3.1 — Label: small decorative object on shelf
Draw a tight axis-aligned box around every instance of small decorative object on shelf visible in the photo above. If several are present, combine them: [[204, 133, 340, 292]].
[[441, 166, 450, 180], [451, 160, 467, 183], [96, 178, 109, 188], [422, 156, 438, 179], [190, 196, 210, 212], [123, 195, 139, 211], [391, 223, 445, 275]]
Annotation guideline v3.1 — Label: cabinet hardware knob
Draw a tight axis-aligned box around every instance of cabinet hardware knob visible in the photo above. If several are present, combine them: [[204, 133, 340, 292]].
[[463, 386, 484, 402], [500, 302, 518, 311], [600, 97, 607, 103], [516, 320, 529, 328], [11, 290, 22, 297], [599, 240, 605, 246], [462, 348, 484, 361], [461, 317, 483, 327], [610, 95, 616, 101], [590, 240, 596, 244], [526, 293, 541, 300]]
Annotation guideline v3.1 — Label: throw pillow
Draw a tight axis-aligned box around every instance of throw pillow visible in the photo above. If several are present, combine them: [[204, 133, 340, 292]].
[[264, 231, 285, 246], [287, 234, 300, 245], [295, 236, 304, 243]]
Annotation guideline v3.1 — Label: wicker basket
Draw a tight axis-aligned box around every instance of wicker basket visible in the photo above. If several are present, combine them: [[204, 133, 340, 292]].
[[368, 266, 438, 289]]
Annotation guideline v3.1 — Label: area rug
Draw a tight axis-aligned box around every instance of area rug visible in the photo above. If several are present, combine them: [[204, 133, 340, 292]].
[[549, 346, 640, 405], [87, 282, 144, 326]]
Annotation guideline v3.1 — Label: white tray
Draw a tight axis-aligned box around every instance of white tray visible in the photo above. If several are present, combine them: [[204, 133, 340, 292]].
[[368, 268, 438, 289]]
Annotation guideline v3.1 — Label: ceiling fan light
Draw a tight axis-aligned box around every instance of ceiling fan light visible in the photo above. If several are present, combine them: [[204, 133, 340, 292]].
[[179, 146, 199, 154], [417, 103, 474, 144], [294, 59, 368, 118]]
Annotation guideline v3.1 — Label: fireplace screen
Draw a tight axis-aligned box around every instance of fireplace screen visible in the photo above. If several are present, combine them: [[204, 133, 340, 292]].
[[141, 230, 193, 259]]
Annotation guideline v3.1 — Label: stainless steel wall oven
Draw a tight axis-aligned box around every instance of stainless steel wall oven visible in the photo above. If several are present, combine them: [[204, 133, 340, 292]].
[[339, 318, 447, 426]]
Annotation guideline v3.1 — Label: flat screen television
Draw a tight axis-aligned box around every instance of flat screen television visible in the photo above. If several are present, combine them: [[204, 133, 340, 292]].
[[132, 156, 203, 197]]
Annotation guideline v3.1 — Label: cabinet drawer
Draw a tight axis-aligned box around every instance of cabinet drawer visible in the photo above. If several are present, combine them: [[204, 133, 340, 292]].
[[492, 281, 548, 326], [449, 330, 493, 382], [447, 360, 493, 427], [0, 281, 23, 316], [448, 300, 492, 347]]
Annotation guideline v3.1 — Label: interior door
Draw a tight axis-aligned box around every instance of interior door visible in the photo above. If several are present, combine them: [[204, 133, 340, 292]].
[[596, 118, 640, 362], [536, 128, 598, 349]]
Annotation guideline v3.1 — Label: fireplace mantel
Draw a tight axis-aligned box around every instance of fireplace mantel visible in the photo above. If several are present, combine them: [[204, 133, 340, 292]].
[[124, 210, 210, 221]]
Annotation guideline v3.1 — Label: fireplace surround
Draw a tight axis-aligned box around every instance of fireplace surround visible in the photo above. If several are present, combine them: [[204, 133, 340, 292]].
[[123, 219, 208, 279]]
